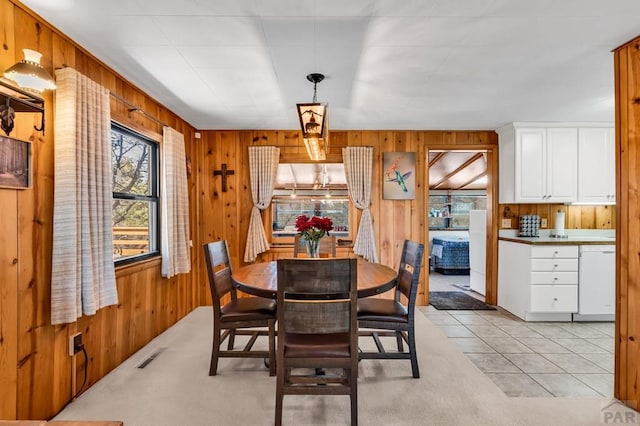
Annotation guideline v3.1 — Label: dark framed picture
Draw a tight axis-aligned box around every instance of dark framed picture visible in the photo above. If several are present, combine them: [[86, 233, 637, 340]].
[[383, 152, 415, 200], [0, 136, 31, 189]]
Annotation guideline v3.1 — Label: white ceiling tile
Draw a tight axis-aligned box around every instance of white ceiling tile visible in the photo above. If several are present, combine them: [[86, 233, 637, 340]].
[[178, 46, 272, 69], [154, 16, 265, 46], [250, 0, 316, 17], [114, 17, 170, 45], [425, 0, 498, 17], [366, 17, 474, 46], [315, 18, 371, 47], [123, 46, 188, 70], [262, 18, 316, 46]]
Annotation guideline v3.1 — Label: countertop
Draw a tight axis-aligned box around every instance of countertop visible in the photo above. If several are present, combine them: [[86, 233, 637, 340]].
[[499, 235, 615, 245]]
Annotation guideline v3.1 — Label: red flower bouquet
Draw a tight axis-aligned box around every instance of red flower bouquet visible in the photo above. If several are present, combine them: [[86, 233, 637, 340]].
[[295, 215, 333, 241], [295, 215, 333, 257]]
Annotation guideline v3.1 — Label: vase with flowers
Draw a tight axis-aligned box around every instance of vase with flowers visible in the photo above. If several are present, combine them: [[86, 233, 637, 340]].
[[295, 215, 333, 258]]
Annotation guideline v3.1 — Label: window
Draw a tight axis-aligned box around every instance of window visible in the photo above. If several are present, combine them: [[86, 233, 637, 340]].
[[429, 191, 486, 229], [111, 123, 159, 262], [271, 191, 350, 239], [270, 163, 353, 244]]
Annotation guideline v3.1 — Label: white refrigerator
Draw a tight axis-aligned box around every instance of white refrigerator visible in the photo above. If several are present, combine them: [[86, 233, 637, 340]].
[[468, 210, 487, 296]]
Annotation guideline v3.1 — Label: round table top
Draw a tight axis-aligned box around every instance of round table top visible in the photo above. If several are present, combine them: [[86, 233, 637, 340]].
[[232, 259, 398, 299]]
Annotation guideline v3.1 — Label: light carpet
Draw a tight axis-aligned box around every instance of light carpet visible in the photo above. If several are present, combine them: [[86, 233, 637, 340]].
[[53, 307, 622, 425]]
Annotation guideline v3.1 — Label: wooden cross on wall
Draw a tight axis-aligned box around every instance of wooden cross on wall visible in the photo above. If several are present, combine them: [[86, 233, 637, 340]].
[[213, 163, 235, 192]]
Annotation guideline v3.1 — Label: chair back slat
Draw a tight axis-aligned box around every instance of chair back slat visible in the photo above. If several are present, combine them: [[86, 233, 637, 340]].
[[203, 241, 236, 309], [395, 240, 425, 308]]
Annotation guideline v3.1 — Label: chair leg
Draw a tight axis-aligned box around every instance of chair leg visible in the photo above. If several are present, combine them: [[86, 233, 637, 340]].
[[210, 325, 221, 376], [268, 320, 276, 376], [350, 365, 358, 426], [396, 330, 404, 352], [408, 326, 419, 379], [275, 365, 285, 426], [227, 329, 236, 350]]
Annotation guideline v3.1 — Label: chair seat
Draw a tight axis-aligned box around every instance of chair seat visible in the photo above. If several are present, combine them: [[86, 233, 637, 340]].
[[220, 297, 276, 322], [357, 298, 408, 323], [284, 332, 351, 358]]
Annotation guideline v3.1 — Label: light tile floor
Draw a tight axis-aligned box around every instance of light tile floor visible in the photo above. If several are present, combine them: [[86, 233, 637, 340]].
[[421, 272, 615, 398]]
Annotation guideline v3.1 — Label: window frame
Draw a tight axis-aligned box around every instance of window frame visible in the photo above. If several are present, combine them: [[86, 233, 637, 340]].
[[111, 122, 161, 265]]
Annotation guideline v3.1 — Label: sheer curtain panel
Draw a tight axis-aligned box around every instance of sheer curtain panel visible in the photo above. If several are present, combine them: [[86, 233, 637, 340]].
[[343, 146, 379, 262], [51, 67, 118, 325], [244, 146, 280, 262], [161, 127, 191, 278]]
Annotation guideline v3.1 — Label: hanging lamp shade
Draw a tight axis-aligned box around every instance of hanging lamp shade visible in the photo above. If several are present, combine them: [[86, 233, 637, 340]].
[[297, 73, 328, 161], [4, 49, 56, 93]]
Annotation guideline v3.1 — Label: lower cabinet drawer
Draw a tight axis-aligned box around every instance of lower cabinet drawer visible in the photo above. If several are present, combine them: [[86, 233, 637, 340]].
[[531, 245, 578, 258], [531, 258, 578, 272], [530, 271, 578, 284], [530, 285, 578, 313]]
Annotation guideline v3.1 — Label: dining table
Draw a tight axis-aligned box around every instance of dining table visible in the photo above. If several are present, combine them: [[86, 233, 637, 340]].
[[232, 258, 398, 299]]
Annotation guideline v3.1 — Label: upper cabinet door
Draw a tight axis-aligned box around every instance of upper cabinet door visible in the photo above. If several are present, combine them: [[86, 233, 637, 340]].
[[515, 128, 546, 202], [578, 128, 615, 203], [546, 128, 578, 202], [515, 127, 577, 203]]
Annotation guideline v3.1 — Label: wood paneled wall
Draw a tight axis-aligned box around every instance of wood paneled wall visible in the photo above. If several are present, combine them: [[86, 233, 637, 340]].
[[498, 204, 616, 230], [614, 35, 640, 409], [194, 130, 499, 306], [0, 1, 203, 420]]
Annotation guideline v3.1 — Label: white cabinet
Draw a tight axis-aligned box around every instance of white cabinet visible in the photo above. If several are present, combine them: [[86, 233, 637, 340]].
[[578, 127, 615, 203], [498, 124, 577, 203], [498, 241, 578, 321]]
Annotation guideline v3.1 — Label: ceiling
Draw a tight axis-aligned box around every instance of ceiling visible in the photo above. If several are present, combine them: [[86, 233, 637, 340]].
[[22, 1, 640, 132], [275, 163, 346, 189], [429, 151, 486, 190]]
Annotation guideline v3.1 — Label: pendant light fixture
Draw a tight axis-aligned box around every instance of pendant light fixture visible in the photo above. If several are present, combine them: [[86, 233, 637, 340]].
[[4, 49, 56, 93], [297, 73, 328, 161]]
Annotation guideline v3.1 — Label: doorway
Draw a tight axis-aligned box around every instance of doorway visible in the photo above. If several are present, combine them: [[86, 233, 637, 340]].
[[425, 146, 498, 308]]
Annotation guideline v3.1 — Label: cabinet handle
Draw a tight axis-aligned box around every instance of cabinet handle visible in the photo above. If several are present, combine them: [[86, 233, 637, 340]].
[[553, 277, 558, 281], [554, 264, 558, 268], [553, 297, 558, 301]]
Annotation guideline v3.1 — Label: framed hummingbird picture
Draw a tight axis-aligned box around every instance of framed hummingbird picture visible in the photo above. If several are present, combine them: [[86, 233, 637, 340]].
[[383, 152, 415, 200]]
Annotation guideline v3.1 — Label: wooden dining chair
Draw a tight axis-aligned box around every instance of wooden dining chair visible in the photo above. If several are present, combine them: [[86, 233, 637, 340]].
[[202, 240, 276, 376], [293, 234, 337, 258], [357, 240, 425, 378], [275, 258, 359, 426]]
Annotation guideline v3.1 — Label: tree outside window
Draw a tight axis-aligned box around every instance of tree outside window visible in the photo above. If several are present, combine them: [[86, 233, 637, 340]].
[[111, 123, 159, 262]]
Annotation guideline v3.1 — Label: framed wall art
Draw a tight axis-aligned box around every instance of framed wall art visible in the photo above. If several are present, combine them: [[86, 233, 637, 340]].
[[0, 136, 31, 189], [383, 151, 415, 200]]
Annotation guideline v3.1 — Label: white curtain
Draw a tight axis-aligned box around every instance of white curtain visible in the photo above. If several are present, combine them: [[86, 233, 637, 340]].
[[51, 67, 118, 325], [161, 127, 191, 278], [244, 146, 280, 262], [343, 146, 379, 262]]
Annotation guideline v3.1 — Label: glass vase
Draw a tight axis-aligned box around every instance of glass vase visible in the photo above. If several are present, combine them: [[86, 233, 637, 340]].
[[305, 238, 320, 258]]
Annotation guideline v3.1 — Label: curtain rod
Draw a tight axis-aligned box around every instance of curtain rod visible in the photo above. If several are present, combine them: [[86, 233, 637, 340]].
[[109, 91, 169, 128]]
